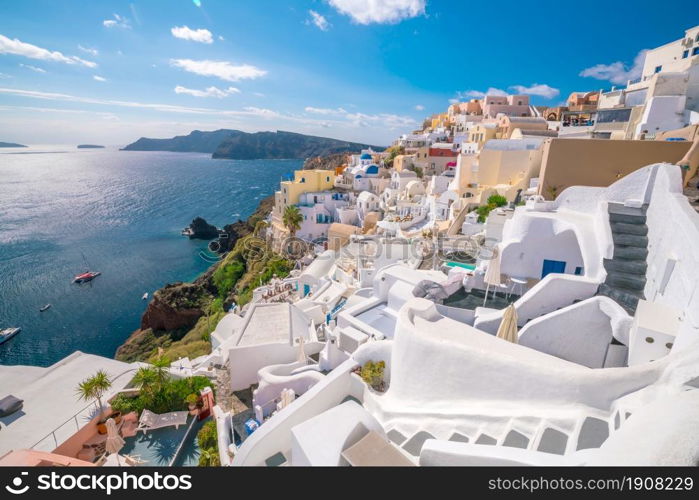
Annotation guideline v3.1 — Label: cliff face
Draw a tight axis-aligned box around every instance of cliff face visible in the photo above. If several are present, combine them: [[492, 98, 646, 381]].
[[139, 282, 210, 331], [121, 129, 240, 153], [302, 152, 351, 171], [212, 130, 383, 160], [115, 195, 276, 362]]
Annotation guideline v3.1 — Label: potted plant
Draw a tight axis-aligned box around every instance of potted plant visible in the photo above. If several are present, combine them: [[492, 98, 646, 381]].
[[185, 393, 199, 412], [359, 360, 386, 392], [76, 370, 118, 434]]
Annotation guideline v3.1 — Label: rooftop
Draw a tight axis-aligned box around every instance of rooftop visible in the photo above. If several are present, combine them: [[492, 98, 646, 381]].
[[0, 352, 140, 456]]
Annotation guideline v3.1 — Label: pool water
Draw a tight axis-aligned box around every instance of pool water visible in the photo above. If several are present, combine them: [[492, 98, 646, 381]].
[[445, 261, 477, 270], [120, 416, 209, 467]]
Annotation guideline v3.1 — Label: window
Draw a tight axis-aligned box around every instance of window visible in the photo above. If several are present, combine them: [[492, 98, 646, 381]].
[[654, 65, 662, 73], [326, 176, 330, 182], [693, 47, 699, 56], [683, 50, 689, 59], [300, 177, 305, 183]]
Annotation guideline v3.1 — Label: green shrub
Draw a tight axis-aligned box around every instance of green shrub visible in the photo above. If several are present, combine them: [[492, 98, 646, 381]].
[[487, 194, 507, 207], [359, 360, 386, 391], [197, 420, 218, 450], [198, 448, 220, 467], [110, 376, 213, 416], [212, 259, 245, 299]]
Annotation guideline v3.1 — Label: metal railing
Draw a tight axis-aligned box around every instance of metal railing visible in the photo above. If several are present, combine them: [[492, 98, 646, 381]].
[[30, 400, 101, 451], [30, 367, 139, 451]]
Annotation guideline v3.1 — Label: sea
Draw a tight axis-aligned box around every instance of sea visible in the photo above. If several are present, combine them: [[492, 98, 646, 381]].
[[0, 145, 300, 367]]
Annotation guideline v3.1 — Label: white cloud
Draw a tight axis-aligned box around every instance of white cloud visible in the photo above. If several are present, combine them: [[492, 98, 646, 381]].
[[174, 85, 240, 98], [509, 83, 560, 99], [305, 106, 347, 115], [218, 35, 225, 41], [170, 59, 267, 82], [458, 87, 508, 99], [0, 34, 97, 68], [344, 111, 417, 129], [448, 98, 459, 104], [414, 104, 424, 111], [303, 104, 416, 130], [579, 50, 648, 85], [103, 13, 130, 29], [253, 92, 265, 97], [93, 75, 107, 82], [0, 87, 277, 117], [170, 26, 214, 44], [308, 10, 330, 31], [328, 0, 425, 24], [242, 106, 281, 118], [19, 63, 46, 73], [78, 45, 98, 56]]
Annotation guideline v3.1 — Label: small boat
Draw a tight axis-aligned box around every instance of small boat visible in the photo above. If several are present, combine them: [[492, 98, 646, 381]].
[[39, 304, 52, 312], [73, 271, 101, 284], [142, 292, 149, 300], [0, 327, 21, 345], [73, 252, 101, 284]]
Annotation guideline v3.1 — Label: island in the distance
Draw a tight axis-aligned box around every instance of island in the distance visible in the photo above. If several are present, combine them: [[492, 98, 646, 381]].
[[121, 129, 383, 159], [0, 141, 27, 148], [77, 144, 105, 149]]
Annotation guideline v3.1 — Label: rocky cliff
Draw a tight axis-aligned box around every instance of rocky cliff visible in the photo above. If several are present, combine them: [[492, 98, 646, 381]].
[[121, 129, 239, 153], [115, 194, 277, 363], [185, 217, 219, 240], [212, 130, 383, 160], [302, 152, 351, 171]]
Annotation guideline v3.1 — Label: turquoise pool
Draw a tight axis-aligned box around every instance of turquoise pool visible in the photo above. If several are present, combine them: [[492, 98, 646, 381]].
[[120, 416, 208, 466], [445, 261, 476, 270]]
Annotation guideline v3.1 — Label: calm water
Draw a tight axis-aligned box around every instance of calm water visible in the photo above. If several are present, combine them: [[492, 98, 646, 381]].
[[0, 146, 300, 367]]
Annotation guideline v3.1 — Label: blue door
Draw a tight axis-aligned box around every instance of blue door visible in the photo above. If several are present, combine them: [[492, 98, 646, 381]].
[[541, 259, 566, 278], [303, 284, 311, 297]]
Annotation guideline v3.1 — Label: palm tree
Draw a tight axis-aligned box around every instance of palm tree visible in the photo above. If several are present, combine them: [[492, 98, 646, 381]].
[[131, 366, 158, 397], [282, 205, 303, 238], [150, 355, 171, 389], [76, 369, 112, 411]]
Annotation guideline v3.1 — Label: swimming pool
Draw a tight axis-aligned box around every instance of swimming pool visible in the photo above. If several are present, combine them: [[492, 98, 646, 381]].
[[120, 416, 208, 467], [445, 261, 476, 270]]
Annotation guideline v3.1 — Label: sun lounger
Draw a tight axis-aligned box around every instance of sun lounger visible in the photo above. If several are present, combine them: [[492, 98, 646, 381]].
[[137, 409, 189, 432]]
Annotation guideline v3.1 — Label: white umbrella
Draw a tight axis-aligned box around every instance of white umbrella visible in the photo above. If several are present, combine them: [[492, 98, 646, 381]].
[[105, 417, 125, 466], [483, 246, 501, 306], [496, 304, 519, 343]]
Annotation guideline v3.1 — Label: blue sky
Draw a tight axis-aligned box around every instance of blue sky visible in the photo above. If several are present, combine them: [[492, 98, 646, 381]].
[[0, 0, 697, 146]]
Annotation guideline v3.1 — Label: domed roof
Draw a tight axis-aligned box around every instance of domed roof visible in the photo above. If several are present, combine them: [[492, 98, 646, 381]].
[[360, 153, 372, 160]]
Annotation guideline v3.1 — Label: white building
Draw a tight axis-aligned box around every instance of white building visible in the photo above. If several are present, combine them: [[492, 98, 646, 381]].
[[226, 162, 699, 467]]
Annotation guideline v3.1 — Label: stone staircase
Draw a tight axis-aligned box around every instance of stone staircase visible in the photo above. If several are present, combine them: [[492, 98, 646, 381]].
[[385, 408, 625, 461], [597, 202, 648, 315]]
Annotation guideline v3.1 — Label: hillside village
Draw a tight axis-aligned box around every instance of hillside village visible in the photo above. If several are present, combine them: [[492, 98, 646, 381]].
[[3, 24, 699, 468]]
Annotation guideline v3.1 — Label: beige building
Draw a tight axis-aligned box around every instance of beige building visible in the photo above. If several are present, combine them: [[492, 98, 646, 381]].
[[537, 138, 693, 198], [327, 223, 361, 251], [496, 116, 549, 139], [393, 154, 417, 172]]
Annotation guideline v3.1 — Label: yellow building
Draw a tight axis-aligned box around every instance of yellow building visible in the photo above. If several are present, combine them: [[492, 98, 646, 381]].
[[430, 113, 449, 130], [468, 122, 497, 149], [271, 169, 336, 251], [275, 169, 335, 212]]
